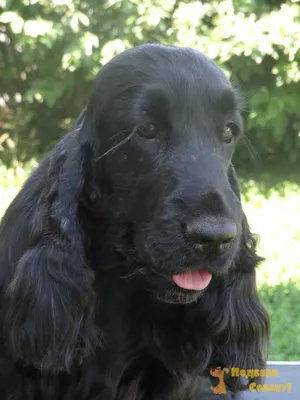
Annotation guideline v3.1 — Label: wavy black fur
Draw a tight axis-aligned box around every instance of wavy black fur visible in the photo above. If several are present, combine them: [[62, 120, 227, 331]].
[[0, 44, 269, 399]]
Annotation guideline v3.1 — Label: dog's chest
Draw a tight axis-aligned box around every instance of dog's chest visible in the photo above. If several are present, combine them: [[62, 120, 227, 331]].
[[111, 357, 203, 400], [103, 338, 206, 400], [99, 286, 210, 399]]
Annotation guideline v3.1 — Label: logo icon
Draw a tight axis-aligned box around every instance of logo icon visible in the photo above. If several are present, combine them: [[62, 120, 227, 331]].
[[210, 366, 229, 394], [210, 367, 292, 394]]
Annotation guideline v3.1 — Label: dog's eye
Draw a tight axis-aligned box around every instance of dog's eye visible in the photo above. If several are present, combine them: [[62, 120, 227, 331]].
[[137, 123, 157, 140], [223, 123, 237, 144]]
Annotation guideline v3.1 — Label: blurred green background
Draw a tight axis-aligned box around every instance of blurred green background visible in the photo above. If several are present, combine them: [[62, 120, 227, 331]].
[[0, 0, 299, 361]]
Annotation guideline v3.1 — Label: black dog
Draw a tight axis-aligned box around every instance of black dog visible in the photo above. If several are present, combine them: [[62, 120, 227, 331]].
[[0, 44, 269, 399]]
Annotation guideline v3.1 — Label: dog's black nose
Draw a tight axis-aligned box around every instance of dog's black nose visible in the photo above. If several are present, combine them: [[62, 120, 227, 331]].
[[185, 217, 237, 252]]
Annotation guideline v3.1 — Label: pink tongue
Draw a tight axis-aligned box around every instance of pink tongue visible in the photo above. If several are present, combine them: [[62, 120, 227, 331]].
[[172, 269, 212, 290]]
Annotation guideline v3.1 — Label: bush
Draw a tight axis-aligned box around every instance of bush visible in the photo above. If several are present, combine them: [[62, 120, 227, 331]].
[[0, 0, 299, 166]]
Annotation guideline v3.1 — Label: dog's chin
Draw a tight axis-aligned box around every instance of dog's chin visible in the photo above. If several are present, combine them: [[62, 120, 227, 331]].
[[156, 287, 205, 305], [141, 268, 209, 305]]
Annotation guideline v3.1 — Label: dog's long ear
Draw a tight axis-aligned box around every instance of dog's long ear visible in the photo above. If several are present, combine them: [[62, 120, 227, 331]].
[[1, 127, 100, 373], [209, 164, 270, 391]]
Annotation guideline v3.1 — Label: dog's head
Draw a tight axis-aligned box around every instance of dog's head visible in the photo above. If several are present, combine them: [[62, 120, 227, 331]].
[[2, 44, 268, 378], [84, 44, 245, 304]]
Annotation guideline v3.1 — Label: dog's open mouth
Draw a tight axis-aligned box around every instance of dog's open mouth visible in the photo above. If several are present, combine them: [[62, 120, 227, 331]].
[[172, 269, 212, 291]]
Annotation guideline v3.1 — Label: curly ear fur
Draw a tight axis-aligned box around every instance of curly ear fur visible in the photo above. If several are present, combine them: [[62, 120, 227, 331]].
[[207, 164, 270, 391], [208, 263, 270, 391], [0, 131, 100, 373]]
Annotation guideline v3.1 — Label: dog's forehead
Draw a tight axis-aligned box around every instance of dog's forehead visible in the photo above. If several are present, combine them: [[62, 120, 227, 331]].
[[125, 46, 235, 109], [136, 70, 236, 120], [92, 45, 241, 123]]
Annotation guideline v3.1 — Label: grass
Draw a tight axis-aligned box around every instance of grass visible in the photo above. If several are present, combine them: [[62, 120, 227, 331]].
[[0, 161, 300, 361], [0, 160, 38, 215], [240, 177, 300, 361]]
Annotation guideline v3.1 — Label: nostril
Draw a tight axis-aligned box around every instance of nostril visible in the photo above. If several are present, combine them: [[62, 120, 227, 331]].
[[185, 218, 237, 252]]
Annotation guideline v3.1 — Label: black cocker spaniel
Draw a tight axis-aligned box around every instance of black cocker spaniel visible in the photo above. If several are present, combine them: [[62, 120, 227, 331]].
[[0, 43, 269, 399]]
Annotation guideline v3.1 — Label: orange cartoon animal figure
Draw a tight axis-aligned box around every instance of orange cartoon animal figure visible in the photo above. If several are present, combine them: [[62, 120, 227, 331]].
[[210, 366, 229, 394]]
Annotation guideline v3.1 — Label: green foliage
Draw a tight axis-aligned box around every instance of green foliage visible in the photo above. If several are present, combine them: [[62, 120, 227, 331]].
[[0, 0, 300, 165], [259, 281, 300, 361]]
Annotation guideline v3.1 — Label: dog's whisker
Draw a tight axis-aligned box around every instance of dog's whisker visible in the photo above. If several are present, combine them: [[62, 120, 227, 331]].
[[111, 128, 131, 140], [120, 267, 146, 280], [94, 129, 137, 161]]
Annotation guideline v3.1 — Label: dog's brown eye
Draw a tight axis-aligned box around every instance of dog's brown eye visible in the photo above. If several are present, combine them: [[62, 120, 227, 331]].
[[137, 123, 157, 140], [223, 125, 234, 144]]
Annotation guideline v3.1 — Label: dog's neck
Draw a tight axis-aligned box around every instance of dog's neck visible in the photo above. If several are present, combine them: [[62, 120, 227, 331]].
[[90, 268, 219, 398], [93, 263, 215, 365]]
